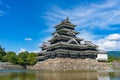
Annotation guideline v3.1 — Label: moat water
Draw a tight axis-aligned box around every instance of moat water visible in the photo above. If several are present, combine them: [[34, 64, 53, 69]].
[[0, 69, 120, 80]]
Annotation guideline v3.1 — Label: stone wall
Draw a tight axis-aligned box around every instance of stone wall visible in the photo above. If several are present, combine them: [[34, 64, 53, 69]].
[[32, 58, 110, 71], [0, 62, 23, 69], [112, 60, 120, 69]]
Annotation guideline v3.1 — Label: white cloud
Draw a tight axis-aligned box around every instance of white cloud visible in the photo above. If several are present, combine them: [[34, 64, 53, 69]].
[[97, 34, 120, 51], [74, 31, 120, 51], [44, 0, 120, 30], [78, 33, 120, 51], [24, 38, 32, 41], [106, 34, 120, 41]]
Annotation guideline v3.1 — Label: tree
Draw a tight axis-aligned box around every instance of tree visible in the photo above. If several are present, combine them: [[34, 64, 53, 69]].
[[2, 51, 17, 64], [18, 51, 29, 65], [8, 52, 17, 64], [27, 52, 37, 65], [0, 46, 6, 61]]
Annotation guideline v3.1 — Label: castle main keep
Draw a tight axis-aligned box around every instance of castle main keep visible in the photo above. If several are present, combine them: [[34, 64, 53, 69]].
[[37, 18, 108, 61]]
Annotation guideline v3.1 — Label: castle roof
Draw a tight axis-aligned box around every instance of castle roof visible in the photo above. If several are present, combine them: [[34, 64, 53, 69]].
[[54, 18, 76, 28]]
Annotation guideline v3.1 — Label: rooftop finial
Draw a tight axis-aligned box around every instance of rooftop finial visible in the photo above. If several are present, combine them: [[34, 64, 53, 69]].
[[62, 17, 70, 23]]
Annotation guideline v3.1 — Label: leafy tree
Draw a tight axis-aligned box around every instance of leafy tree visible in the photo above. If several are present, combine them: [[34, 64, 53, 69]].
[[2, 51, 17, 64], [0, 45, 38, 67], [2, 51, 14, 62], [0, 46, 6, 61], [8, 52, 18, 64], [27, 52, 37, 65], [18, 51, 29, 65]]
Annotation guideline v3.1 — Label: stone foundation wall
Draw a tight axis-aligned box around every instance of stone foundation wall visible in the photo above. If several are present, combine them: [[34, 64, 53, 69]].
[[112, 60, 120, 69], [33, 58, 110, 71], [0, 62, 23, 69]]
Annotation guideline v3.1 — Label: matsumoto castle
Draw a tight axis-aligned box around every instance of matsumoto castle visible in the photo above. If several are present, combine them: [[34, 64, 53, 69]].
[[37, 18, 108, 61]]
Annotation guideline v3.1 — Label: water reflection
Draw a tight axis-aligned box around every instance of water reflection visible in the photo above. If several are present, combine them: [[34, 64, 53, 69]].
[[98, 71, 110, 80], [0, 70, 120, 80], [36, 71, 98, 80], [109, 71, 120, 80], [0, 70, 36, 80]]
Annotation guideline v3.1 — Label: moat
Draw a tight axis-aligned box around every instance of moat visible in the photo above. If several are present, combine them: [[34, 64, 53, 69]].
[[0, 70, 120, 80]]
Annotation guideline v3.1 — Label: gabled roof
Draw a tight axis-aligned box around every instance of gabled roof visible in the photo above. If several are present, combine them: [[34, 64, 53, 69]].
[[67, 38, 80, 45]]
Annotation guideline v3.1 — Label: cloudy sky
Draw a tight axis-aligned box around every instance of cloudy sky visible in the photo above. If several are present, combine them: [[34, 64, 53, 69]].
[[0, 0, 120, 53]]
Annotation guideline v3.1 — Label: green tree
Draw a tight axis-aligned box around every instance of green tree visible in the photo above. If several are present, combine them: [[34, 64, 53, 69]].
[[18, 51, 29, 65], [27, 52, 37, 65], [8, 52, 17, 64], [0, 46, 6, 61], [2, 51, 17, 64]]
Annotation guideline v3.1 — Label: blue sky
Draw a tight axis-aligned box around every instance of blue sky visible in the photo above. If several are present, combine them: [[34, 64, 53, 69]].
[[0, 0, 120, 53]]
